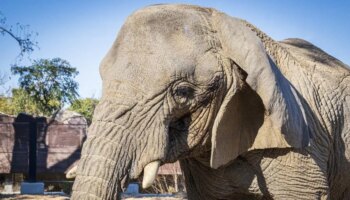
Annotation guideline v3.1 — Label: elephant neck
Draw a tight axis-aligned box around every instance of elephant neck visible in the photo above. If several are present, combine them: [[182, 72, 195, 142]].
[[241, 20, 307, 84], [180, 157, 264, 199], [242, 19, 345, 149]]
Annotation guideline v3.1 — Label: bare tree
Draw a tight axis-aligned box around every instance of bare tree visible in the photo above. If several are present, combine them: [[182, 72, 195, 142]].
[[0, 11, 38, 59], [0, 71, 11, 96]]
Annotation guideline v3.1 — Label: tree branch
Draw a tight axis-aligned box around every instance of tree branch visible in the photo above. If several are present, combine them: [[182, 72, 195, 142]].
[[0, 26, 23, 46]]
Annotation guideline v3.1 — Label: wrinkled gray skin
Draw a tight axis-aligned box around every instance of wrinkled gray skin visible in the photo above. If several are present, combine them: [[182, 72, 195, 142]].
[[71, 4, 350, 200]]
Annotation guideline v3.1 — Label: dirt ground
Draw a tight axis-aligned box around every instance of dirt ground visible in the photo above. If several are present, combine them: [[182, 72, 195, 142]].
[[0, 194, 185, 200], [125, 198, 183, 200], [0, 194, 70, 200]]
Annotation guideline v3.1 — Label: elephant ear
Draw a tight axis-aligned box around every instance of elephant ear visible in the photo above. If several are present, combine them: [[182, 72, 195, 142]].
[[210, 12, 311, 169]]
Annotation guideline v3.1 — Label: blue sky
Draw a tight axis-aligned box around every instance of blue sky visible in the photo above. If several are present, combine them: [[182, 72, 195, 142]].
[[1, 0, 349, 98]]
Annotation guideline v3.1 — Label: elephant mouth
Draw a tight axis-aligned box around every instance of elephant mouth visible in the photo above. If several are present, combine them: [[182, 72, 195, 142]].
[[139, 117, 189, 189], [141, 160, 161, 189]]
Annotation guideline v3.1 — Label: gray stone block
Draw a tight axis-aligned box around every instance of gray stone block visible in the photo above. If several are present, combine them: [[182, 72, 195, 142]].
[[20, 182, 44, 194], [125, 183, 139, 194]]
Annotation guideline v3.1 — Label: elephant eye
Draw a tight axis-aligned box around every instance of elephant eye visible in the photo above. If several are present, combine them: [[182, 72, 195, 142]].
[[173, 83, 195, 104], [175, 86, 194, 97]]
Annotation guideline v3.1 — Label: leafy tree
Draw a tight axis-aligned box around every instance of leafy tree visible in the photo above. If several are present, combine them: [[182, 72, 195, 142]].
[[11, 58, 79, 117], [11, 88, 41, 115], [0, 96, 13, 115], [0, 11, 38, 57], [0, 88, 41, 115], [69, 98, 99, 125]]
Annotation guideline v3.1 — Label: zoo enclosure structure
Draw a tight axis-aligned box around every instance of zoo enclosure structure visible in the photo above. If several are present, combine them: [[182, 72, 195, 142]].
[[0, 113, 184, 194], [0, 113, 86, 192], [141, 161, 185, 194]]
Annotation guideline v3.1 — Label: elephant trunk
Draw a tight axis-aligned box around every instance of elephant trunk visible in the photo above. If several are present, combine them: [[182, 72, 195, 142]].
[[71, 119, 134, 200], [71, 98, 167, 200]]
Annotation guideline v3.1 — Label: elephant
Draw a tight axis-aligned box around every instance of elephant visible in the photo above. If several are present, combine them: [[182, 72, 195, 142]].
[[71, 4, 350, 200]]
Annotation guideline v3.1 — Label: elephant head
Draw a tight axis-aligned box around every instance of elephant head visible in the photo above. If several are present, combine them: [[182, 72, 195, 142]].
[[71, 4, 310, 199]]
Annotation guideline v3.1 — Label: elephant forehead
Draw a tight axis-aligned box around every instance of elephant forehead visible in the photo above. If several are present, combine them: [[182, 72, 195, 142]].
[[101, 5, 222, 97], [105, 44, 221, 99]]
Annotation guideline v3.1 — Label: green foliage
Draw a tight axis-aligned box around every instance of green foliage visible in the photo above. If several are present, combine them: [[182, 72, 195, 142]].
[[11, 88, 41, 115], [0, 96, 13, 115], [69, 98, 99, 125], [11, 58, 79, 116], [0, 88, 42, 116]]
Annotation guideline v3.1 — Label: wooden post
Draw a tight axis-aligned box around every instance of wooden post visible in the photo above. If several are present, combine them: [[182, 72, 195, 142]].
[[174, 174, 178, 192]]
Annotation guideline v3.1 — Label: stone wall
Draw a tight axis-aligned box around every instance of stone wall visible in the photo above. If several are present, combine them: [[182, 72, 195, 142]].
[[0, 112, 87, 174]]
